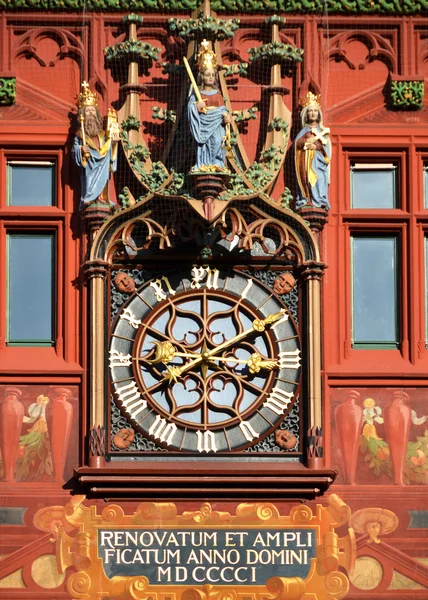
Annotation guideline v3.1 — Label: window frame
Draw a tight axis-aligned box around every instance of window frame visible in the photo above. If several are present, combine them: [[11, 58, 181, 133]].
[[350, 233, 399, 349], [330, 143, 413, 372], [1, 221, 63, 352], [342, 150, 406, 213], [350, 161, 398, 209], [424, 164, 428, 209], [0, 149, 63, 212], [0, 147, 71, 369], [6, 160, 56, 208], [6, 230, 57, 346]]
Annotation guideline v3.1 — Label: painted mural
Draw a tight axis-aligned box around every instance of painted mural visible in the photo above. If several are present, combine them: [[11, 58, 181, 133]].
[[332, 388, 428, 485]]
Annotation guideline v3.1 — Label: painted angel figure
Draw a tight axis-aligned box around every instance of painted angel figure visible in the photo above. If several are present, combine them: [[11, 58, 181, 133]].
[[295, 92, 331, 210]]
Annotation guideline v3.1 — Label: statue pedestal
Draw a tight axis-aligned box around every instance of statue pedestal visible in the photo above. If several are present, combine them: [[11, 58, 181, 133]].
[[81, 201, 113, 240], [297, 205, 329, 233], [190, 172, 229, 221]]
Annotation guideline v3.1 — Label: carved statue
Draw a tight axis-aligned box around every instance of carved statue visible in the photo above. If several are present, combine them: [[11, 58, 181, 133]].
[[294, 92, 331, 210], [72, 81, 119, 210], [185, 40, 231, 172]]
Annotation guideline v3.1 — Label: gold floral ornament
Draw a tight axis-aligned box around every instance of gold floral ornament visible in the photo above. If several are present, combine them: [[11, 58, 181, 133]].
[[349, 508, 398, 544], [190, 164, 231, 174]]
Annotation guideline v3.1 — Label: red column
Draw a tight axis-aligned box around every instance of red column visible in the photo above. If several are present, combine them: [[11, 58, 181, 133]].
[[0, 387, 24, 482]]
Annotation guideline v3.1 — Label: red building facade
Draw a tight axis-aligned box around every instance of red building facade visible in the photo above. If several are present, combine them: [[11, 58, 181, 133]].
[[0, 2, 427, 598]]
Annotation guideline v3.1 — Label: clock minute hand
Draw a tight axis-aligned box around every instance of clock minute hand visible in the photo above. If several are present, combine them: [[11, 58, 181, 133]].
[[207, 308, 287, 358]]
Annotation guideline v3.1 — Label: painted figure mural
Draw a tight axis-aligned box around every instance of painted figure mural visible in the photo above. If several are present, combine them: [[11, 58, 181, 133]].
[[294, 92, 331, 210], [72, 81, 119, 209], [186, 40, 231, 172]]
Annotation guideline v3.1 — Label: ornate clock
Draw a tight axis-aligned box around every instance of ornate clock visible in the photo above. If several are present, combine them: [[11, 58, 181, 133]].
[[109, 267, 300, 453]]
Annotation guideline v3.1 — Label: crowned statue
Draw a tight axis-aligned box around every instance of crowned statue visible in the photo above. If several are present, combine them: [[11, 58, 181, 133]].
[[72, 81, 120, 210], [185, 40, 231, 173], [294, 92, 331, 210]]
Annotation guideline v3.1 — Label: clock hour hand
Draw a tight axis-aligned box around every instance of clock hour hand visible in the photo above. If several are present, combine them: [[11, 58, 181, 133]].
[[163, 356, 204, 383], [142, 341, 199, 364]]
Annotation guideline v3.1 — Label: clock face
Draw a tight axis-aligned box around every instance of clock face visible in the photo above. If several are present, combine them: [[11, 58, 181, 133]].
[[109, 268, 301, 453]]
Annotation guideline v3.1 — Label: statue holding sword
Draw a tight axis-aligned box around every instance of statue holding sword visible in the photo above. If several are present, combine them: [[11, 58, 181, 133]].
[[294, 92, 332, 210], [184, 40, 231, 172]]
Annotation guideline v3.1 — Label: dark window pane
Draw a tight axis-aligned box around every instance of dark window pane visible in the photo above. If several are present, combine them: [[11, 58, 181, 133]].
[[351, 165, 397, 209], [7, 234, 55, 345], [352, 237, 398, 345], [8, 162, 54, 206]]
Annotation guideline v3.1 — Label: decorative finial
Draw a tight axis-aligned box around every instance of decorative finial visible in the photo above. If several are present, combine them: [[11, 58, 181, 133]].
[[301, 91, 321, 109], [197, 39, 217, 72], [76, 81, 98, 109]]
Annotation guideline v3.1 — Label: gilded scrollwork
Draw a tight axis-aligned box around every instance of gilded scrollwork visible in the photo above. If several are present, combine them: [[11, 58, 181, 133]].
[[33, 498, 355, 600], [326, 493, 352, 528], [265, 576, 306, 600], [290, 504, 313, 523], [235, 502, 280, 522], [133, 502, 178, 523]]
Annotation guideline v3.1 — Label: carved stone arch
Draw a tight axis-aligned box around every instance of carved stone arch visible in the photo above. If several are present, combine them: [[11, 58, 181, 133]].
[[89, 196, 319, 266], [14, 27, 85, 67], [326, 30, 397, 73]]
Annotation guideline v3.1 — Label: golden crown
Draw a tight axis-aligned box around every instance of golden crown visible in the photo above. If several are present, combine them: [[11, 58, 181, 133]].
[[197, 39, 217, 72], [301, 91, 321, 109], [76, 81, 98, 109]]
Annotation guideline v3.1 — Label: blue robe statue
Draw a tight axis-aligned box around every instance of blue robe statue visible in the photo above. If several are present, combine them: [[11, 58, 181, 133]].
[[294, 123, 331, 210], [188, 89, 228, 171], [72, 132, 118, 209]]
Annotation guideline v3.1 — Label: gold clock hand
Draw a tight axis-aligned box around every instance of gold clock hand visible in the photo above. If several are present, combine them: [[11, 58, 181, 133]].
[[161, 310, 286, 383], [143, 341, 199, 364], [209, 353, 279, 374], [207, 309, 287, 358], [163, 355, 204, 382]]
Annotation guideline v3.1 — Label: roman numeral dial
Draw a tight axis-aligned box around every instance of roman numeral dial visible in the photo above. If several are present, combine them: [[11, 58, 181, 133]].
[[109, 269, 300, 453]]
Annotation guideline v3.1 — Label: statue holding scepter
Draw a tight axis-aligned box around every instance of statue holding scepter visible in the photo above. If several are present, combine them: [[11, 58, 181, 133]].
[[185, 40, 231, 172], [72, 81, 120, 210]]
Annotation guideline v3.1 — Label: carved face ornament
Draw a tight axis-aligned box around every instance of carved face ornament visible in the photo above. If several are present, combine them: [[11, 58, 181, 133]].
[[273, 273, 296, 295], [114, 272, 136, 294]]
